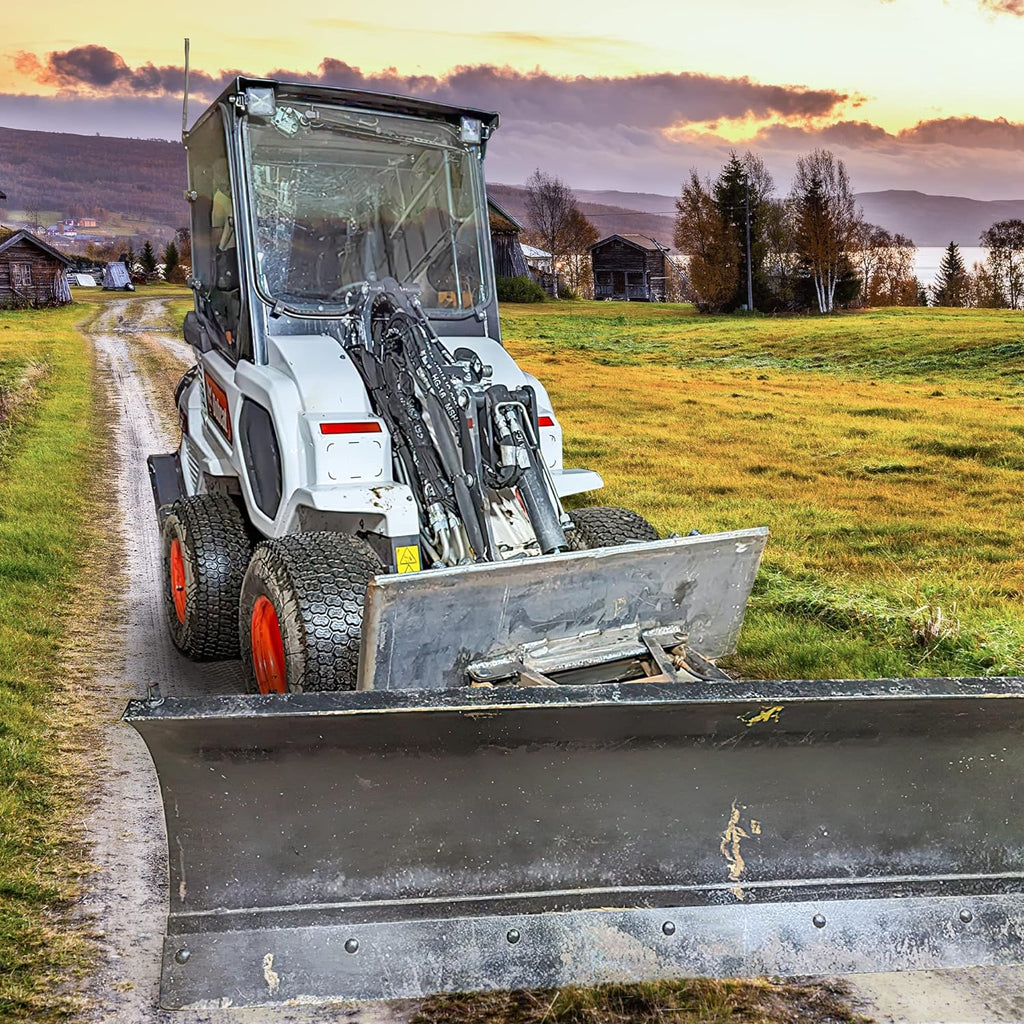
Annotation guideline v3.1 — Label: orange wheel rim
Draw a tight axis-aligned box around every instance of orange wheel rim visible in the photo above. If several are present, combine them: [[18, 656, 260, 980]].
[[251, 595, 287, 694], [169, 538, 187, 623]]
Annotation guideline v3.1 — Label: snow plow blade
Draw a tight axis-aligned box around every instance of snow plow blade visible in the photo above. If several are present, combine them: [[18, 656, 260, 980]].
[[126, 676, 1024, 1008]]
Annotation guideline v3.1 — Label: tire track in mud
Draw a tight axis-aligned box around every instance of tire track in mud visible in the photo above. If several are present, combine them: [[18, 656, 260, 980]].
[[81, 298, 415, 1023]]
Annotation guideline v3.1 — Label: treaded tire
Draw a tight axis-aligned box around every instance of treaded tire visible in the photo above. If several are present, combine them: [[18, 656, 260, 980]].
[[161, 494, 252, 659], [239, 532, 382, 693], [566, 505, 659, 550]]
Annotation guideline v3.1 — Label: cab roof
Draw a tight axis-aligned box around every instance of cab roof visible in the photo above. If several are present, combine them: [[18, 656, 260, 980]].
[[190, 76, 499, 135]]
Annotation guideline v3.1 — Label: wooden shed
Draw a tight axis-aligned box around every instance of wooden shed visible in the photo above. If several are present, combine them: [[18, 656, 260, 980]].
[[0, 229, 72, 307], [589, 234, 669, 302], [488, 198, 530, 279]]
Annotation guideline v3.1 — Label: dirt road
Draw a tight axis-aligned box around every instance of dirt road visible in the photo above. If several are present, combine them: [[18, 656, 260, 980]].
[[78, 297, 1023, 1024]]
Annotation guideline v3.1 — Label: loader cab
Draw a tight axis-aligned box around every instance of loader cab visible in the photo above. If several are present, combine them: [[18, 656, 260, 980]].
[[185, 78, 501, 363]]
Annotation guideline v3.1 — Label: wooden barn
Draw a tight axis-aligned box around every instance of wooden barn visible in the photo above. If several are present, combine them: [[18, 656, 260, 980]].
[[488, 198, 530, 278], [0, 229, 72, 307], [589, 234, 669, 302]]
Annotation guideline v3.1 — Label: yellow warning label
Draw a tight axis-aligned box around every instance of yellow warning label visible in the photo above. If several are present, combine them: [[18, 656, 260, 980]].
[[395, 545, 421, 574]]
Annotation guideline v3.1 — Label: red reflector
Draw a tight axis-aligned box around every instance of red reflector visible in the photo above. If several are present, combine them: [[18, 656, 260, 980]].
[[320, 421, 382, 435], [537, 415, 555, 427]]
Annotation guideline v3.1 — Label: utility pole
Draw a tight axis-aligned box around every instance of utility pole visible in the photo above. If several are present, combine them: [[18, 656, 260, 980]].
[[744, 175, 754, 312]]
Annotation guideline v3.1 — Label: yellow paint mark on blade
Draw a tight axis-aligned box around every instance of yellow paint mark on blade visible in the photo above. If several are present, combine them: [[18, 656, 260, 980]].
[[396, 544, 421, 573], [738, 704, 783, 728]]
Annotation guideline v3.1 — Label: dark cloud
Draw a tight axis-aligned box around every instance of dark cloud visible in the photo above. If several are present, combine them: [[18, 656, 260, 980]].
[[16, 46, 849, 128], [754, 116, 1024, 153], [15, 45, 237, 99]]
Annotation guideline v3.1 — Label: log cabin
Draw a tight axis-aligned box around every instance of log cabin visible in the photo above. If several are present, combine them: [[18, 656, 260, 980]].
[[589, 233, 669, 302], [0, 229, 73, 307]]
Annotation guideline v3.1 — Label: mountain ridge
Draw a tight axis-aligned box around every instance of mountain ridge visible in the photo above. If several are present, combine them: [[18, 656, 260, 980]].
[[0, 125, 1020, 249]]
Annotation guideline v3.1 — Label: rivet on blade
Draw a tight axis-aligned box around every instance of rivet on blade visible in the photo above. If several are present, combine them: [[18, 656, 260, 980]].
[[812, 914, 827, 929], [174, 948, 191, 964], [960, 909, 974, 924], [662, 921, 676, 936], [507, 929, 521, 944], [344, 938, 359, 954]]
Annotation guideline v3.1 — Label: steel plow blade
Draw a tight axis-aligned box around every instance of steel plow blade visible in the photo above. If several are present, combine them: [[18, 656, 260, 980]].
[[125, 676, 1024, 1008], [358, 527, 768, 690]]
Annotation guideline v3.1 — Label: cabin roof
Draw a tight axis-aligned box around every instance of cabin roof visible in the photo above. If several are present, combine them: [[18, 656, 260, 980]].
[[0, 229, 73, 265], [589, 233, 667, 253], [487, 197, 524, 232]]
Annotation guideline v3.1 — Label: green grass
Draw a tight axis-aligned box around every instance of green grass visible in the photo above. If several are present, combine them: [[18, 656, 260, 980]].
[[501, 301, 1024, 680], [0, 301, 104, 1019], [415, 977, 866, 1023]]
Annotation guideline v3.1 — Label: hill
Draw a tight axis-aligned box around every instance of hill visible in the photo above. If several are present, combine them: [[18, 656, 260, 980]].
[[853, 190, 1024, 247], [0, 126, 186, 241], [2, 125, 1022, 250]]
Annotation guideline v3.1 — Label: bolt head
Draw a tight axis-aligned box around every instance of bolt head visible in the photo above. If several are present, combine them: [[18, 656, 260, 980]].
[[662, 921, 676, 936], [506, 929, 521, 944], [959, 909, 974, 924], [173, 948, 191, 964], [812, 913, 827, 929], [344, 938, 359, 954]]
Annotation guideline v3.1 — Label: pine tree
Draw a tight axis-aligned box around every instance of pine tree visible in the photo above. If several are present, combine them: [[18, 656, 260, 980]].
[[712, 153, 772, 311], [162, 240, 180, 282], [140, 240, 157, 274], [932, 241, 968, 307]]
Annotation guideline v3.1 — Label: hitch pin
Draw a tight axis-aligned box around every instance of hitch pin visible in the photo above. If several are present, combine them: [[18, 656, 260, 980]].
[[147, 682, 165, 708]]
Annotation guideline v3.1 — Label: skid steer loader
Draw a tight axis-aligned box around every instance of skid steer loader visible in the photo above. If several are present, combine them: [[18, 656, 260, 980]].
[[130, 75, 1024, 1010]]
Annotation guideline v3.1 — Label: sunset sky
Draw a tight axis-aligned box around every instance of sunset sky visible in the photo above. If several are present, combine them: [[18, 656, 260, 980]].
[[4, 0, 1024, 198]]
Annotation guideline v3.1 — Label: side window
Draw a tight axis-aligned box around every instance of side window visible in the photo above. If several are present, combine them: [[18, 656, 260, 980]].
[[188, 109, 247, 359], [11, 263, 32, 291]]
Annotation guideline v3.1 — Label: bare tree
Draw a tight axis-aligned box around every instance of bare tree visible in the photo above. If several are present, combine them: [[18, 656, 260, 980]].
[[980, 219, 1024, 309], [791, 150, 857, 313], [674, 170, 739, 313], [523, 169, 578, 298]]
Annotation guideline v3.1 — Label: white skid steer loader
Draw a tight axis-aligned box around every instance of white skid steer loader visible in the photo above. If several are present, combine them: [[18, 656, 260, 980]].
[[131, 76, 1024, 1010]]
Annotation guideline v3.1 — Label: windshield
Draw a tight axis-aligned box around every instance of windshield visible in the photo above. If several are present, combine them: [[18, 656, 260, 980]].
[[243, 105, 491, 314]]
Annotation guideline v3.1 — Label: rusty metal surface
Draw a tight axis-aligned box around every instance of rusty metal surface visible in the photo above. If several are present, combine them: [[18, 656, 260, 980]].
[[358, 528, 768, 690], [125, 676, 1024, 1007]]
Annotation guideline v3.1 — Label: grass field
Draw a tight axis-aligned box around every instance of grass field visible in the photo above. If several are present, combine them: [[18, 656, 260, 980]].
[[499, 302, 1024, 681], [2, 293, 1020, 1021], [0, 299, 101, 1019]]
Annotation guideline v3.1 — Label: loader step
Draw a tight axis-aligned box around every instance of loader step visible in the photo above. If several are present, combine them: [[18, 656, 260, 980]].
[[146, 452, 185, 523]]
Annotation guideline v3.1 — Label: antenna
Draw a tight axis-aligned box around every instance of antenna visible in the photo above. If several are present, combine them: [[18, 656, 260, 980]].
[[181, 38, 191, 139]]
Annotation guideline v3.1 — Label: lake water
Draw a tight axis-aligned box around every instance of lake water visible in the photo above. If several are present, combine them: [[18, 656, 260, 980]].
[[914, 246, 987, 288]]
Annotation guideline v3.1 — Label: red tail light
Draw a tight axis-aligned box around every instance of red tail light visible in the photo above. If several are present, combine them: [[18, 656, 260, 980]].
[[537, 415, 555, 427], [320, 421, 382, 435]]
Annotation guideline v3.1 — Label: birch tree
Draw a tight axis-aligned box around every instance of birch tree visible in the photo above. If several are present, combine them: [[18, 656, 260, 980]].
[[791, 150, 857, 313], [980, 219, 1024, 309]]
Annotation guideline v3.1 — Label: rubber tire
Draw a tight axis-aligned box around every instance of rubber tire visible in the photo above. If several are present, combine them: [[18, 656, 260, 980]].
[[161, 494, 252, 659], [565, 505, 659, 550], [239, 532, 382, 693]]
